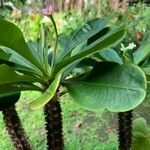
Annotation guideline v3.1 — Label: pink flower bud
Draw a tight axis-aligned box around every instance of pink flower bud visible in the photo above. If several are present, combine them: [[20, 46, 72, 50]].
[[41, 5, 54, 16]]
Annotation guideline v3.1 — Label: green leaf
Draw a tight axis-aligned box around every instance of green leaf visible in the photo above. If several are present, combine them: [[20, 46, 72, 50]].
[[28, 41, 46, 70], [99, 48, 122, 64], [0, 18, 45, 74], [79, 58, 98, 66], [0, 64, 41, 84], [141, 54, 150, 77], [87, 27, 109, 45], [133, 118, 149, 135], [0, 83, 42, 96], [11, 64, 43, 79], [132, 118, 150, 150], [142, 66, 150, 76], [0, 57, 43, 80], [133, 43, 150, 64], [64, 62, 147, 112], [53, 27, 126, 77], [4, 47, 44, 77], [59, 18, 108, 59], [29, 74, 61, 109], [0, 49, 11, 61], [0, 93, 21, 111]]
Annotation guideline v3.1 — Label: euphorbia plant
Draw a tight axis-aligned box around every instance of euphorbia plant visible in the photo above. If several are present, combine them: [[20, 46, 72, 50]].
[[0, 11, 125, 149]]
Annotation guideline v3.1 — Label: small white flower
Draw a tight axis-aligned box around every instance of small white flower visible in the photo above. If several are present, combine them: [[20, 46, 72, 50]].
[[128, 43, 136, 50], [120, 42, 136, 52]]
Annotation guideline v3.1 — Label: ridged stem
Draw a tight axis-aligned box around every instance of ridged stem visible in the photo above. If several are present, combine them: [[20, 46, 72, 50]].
[[118, 110, 133, 150], [44, 91, 64, 150], [2, 105, 32, 150]]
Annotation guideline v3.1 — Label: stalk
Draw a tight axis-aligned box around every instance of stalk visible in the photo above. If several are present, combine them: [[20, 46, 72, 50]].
[[2, 105, 32, 150], [50, 15, 58, 69], [118, 110, 133, 150], [44, 90, 64, 150]]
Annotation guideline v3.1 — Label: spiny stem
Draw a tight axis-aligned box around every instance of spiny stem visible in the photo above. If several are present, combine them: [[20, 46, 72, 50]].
[[118, 110, 133, 150], [44, 90, 64, 150], [2, 105, 32, 150]]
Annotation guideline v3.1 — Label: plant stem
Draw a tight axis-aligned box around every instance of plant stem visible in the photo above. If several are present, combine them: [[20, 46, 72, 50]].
[[40, 24, 51, 76], [50, 15, 58, 69], [118, 110, 133, 150], [2, 105, 32, 150], [44, 89, 64, 150]]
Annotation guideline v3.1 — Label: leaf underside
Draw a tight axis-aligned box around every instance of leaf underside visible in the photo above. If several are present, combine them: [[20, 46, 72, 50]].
[[29, 74, 61, 109]]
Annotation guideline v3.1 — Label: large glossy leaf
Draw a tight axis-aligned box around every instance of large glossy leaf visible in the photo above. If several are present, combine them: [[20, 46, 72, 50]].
[[64, 62, 147, 112], [133, 43, 150, 64], [53, 27, 126, 77], [59, 18, 108, 60], [0, 18, 45, 74], [132, 118, 150, 150], [0, 64, 41, 84], [0, 93, 21, 111], [29, 74, 61, 109]]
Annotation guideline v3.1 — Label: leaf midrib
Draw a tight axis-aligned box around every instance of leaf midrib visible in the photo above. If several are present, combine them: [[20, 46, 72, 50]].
[[73, 82, 145, 91]]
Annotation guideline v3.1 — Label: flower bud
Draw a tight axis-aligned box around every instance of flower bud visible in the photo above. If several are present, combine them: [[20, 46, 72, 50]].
[[41, 5, 54, 16]]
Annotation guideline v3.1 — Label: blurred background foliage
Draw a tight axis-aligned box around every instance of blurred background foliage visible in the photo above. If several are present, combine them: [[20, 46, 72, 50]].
[[0, 0, 150, 149]]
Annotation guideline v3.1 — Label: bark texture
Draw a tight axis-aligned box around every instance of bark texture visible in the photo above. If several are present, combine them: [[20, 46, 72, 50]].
[[2, 106, 32, 150], [44, 93, 64, 150], [118, 110, 133, 150]]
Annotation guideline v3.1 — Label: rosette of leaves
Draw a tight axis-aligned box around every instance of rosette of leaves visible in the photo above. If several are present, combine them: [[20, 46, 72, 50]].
[[0, 17, 125, 149]]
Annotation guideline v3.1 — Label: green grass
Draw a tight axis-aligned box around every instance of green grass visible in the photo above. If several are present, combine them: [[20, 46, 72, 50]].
[[0, 92, 118, 150]]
